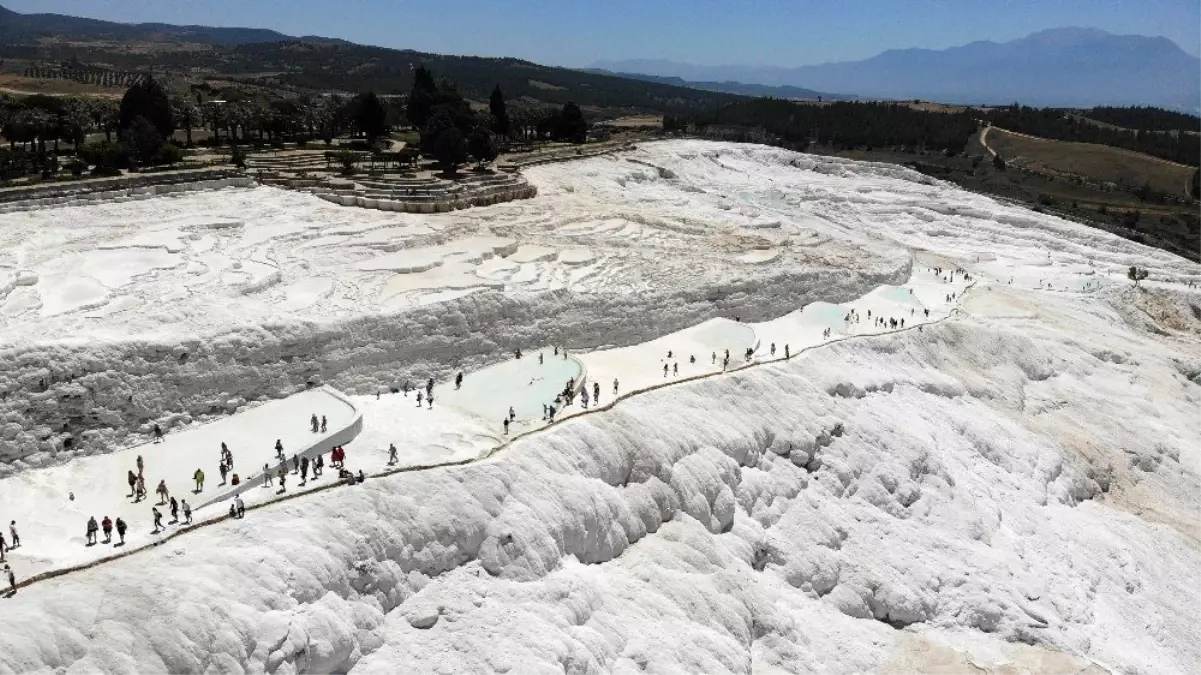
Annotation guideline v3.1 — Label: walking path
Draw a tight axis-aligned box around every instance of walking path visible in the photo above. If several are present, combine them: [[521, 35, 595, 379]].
[[0, 255, 974, 591]]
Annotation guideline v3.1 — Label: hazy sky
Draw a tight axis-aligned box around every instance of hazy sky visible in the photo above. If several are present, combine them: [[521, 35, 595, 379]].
[[10, 0, 1200, 66]]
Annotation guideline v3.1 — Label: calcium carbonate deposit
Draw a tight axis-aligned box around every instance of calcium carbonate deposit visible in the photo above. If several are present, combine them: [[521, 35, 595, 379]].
[[0, 140, 1198, 674]]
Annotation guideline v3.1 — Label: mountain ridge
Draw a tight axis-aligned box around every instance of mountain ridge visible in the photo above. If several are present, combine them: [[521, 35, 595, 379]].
[[0, 3, 345, 46], [0, 4, 743, 115], [580, 70, 851, 101], [593, 27, 1201, 111]]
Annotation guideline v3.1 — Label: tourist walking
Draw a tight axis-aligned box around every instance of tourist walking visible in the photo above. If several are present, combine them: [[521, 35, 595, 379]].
[[613, 378, 619, 395], [182, 500, 192, 525], [219, 461, 229, 485], [321, 416, 327, 432], [86, 516, 99, 545], [169, 496, 179, 523], [115, 517, 127, 545], [5, 564, 14, 595], [262, 463, 272, 487], [311, 414, 319, 433], [152, 507, 163, 534], [315, 454, 324, 477], [128, 470, 138, 497], [503, 418, 510, 434], [193, 468, 205, 492], [135, 475, 147, 502], [102, 516, 113, 543], [301, 456, 310, 484], [153, 425, 163, 443], [136, 455, 144, 476], [10, 521, 20, 549], [235, 495, 246, 519], [455, 372, 463, 389], [275, 439, 284, 459], [156, 480, 169, 505], [0, 532, 6, 562], [388, 443, 398, 465]]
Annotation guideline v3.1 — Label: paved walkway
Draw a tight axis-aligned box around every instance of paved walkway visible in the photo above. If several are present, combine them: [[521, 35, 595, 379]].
[[2, 257, 974, 590]]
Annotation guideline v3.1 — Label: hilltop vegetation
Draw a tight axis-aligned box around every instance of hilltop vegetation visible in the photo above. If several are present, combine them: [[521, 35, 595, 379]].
[[1082, 106, 1200, 133], [673, 98, 979, 154]]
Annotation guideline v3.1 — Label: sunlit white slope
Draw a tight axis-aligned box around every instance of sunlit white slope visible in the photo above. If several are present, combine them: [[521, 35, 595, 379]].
[[0, 141, 1197, 674]]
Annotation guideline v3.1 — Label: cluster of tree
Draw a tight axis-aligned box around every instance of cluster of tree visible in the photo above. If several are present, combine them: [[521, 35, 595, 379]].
[[682, 98, 978, 154], [0, 62, 596, 180], [0, 93, 119, 178], [85, 77, 181, 171], [0, 79, 186, 177], [407, 65, 492, 173], [171, 86, 404, 148], [981, 105, 1198, 167], [1082, 106, 1200, 133], [0, 94, 108, 152], [662, 115, 687, 133], [408, 66, 590, 173]]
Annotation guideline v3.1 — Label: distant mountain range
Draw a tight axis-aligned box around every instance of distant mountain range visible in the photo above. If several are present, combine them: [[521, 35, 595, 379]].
[[593, 28, 1201, 111], [581, 70, 850, 102], [0, 4, 342, 45]]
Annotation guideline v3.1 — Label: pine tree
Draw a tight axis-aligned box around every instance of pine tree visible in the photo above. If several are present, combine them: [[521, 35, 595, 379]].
[[422, 109, 467, 174], [557, 102, 588, 144], [489, 86, 510, 138], [118, 78, 174, 139], [467, 125, 497, 168], [349, 92, 387, 144], [406, 66, 437, 130]]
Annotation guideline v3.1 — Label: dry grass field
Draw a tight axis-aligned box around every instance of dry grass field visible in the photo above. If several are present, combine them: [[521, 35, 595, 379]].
[[0, 74, 124, 98], [984, 127, 1194, 196]]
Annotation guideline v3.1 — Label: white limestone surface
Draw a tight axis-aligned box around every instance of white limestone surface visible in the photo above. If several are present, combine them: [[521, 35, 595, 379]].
[[0, 141, 1197, 674]]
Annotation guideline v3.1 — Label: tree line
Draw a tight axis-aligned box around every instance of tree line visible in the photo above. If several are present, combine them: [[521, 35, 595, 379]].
[[1081, 106, 1200, 134], [23, 63, 146, 88], [0, 65, 593, 180], [407, 65, 589, 173], [672, 98, 979, 155]]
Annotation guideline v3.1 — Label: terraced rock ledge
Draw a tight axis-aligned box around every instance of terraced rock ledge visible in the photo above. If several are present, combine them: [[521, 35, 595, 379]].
[[246, 151, 535, 213]]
